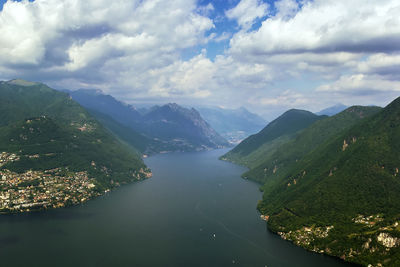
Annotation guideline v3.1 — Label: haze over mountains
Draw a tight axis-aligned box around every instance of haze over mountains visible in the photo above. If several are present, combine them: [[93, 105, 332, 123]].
[[197, 106, 267, 144], [67, 89, 267, 153], [316, 104, 348, 116]]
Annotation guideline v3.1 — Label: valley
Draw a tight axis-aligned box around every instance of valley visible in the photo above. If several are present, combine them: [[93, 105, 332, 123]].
[[0, 1, 398, 266], [1, 79, 399, 267]]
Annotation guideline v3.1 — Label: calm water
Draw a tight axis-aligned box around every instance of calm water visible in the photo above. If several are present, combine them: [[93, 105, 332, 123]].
[[0, 149, 355, 267]]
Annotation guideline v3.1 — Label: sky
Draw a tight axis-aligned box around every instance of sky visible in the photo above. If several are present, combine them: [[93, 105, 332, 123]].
[[0, 0, 400, 119]]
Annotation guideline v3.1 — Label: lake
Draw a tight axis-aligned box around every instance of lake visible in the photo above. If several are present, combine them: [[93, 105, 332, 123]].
[[0, 149, 355, 266]]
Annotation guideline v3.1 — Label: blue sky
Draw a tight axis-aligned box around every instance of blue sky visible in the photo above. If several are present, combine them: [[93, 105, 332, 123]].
[[0, 0, 399, 119]]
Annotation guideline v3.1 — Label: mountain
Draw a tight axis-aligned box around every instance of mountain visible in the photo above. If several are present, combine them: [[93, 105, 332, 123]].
[[86, 109, 152, 154], [221, 109, 324, 168], [66, 89, 143, 128], [244, 106, 382, 183], [197, 106, 267, 144], [317, 103, 347, 116], [0, 80, 150, 213], [142, 103, 229, 150], [258, 98, 400, 266], [68, 89, 228, 153]]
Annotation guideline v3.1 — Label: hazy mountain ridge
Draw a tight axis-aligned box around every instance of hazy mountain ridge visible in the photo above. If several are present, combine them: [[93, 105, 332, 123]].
[[197, 106, 267, 144], [68, 90, 229, 153], [142, 103, 228, 148], [316, 104, 348, 116]]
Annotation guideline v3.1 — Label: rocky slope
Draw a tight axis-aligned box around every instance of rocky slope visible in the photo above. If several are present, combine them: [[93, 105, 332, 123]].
[[68, 89, 229, 153]]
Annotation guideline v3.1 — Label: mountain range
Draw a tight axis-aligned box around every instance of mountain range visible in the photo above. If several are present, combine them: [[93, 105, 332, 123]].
[[3, 78, 399, 266], [223, 97, 400, 266], [68, 89, 229, 154]]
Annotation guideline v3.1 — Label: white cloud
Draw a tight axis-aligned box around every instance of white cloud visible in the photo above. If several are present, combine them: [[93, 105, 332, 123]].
[[274, 0, 299, 19], [0, 0, 221, 103], [357, 53, 400, 78], [1, 0, 400, 119], [254, 90, 308, 107], [226, 0, 269, 30], [219, 0, 400, 116], [197, 3, 214, 16], [229, 0, 400, 55], [316, 74, 400, 94], [148, 51, 215, 98], [213, 32, 232, 42], [0, 0, 213, 70], [0, 1, 44, 65]]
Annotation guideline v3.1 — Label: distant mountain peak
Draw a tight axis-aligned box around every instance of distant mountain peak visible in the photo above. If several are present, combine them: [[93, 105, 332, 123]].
[[68, 92, 228, 152], [76, 88, 104, 95], [317, 103, 347, 116], [164, 103, 181, 110], [284, 108, 315, 114]]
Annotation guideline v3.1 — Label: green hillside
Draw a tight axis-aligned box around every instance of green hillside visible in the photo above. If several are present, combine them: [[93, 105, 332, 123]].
[[222, 109, 324, 168], [0, 80, 150, 213], [86, 109, 151, 154], [245, 106, 381, 183], [258, 98, 400, 266]]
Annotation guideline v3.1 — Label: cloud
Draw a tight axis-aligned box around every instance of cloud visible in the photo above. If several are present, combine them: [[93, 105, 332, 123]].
[[316, 74, 400, 94], [0, 0, 214, 82], [229, 0, 400, 56], [0, 0, 400, 120], [252, 90, 308, 107], [213, 32, 232, 42], [225, 0, 269, 30], [147, 51, 214, 98], [357, 53, 400, 79], [0, 1, 45, 65], [274, 0, 299, 19], [197, 3, 214, 16]]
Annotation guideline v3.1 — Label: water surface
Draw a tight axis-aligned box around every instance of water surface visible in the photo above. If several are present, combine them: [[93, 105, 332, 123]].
[[0, 149, 355, 266]]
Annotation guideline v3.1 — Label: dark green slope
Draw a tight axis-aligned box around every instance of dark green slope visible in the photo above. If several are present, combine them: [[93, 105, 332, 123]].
[[86, 109, 151, 154], [245, 106, 382, 183], [259, 98, 400, 266], [0, 80, 81, 126], [86, 109, 181, 155], [222, 109, 324, 167], [229, 109, 322, 156], [0, 80, 148, 189]]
